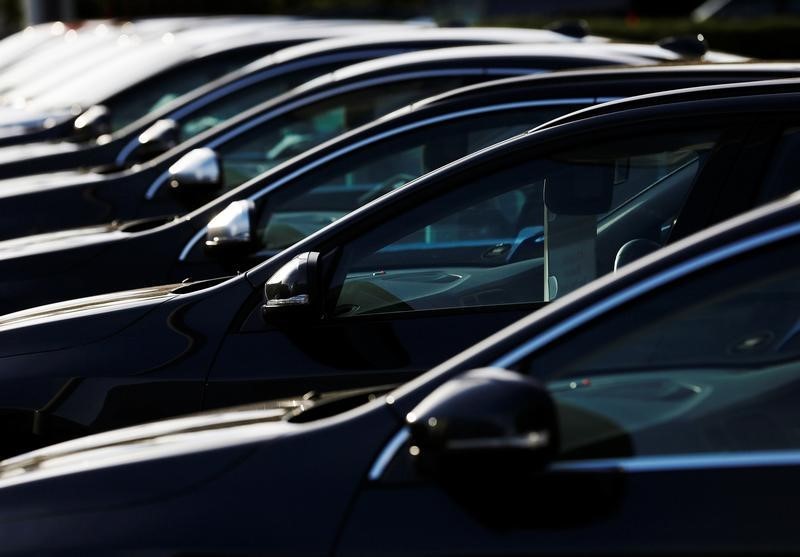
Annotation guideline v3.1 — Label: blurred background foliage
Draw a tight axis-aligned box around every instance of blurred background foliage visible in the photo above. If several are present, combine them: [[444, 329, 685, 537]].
[[4, 0, 800, 59]]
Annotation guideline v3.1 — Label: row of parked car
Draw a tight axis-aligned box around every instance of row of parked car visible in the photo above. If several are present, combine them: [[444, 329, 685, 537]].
[[0, 14, 797, 555]]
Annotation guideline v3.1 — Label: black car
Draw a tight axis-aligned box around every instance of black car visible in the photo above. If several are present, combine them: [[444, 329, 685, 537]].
[[0, 26, 590, 177], [2, 63, 798, 316], [1, 181, 800, 555], [2, 77, 800, 457], [0, 19, 391, 146], [0, 43, 658, 240]]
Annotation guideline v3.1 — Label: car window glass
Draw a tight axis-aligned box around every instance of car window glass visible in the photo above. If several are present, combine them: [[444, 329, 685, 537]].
[[215, 76, 479, 192], [759, 127, 800, 203], [106, 50, 265, 132], [177, 61, 349, 141], [520, 240, 800, 462], [253, 106, 583, 252], [330, 129, 719, 318]]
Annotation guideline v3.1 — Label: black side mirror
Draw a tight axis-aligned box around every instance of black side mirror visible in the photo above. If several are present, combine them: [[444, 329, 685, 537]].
[[73, 104, 110, 141], [204, 200, 257, 259], [128, 118, 179, 163], [408, 367, 558, 484], [261, 251, 320, 324], [167, 147, 223, 196]]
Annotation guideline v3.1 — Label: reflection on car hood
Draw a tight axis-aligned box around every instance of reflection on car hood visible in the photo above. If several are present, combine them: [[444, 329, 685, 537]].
[[0, 139, 80, 164], [0, 105, 72, 134], [0, 282, 180, 332], [0, 223, 122, 257], [0, 169, 103, 198], [0, 384, 393, 487]]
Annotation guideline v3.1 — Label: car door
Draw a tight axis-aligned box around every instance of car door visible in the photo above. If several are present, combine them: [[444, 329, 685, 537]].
[[338, 202, 800, 556], [203, 119, 745, 409]]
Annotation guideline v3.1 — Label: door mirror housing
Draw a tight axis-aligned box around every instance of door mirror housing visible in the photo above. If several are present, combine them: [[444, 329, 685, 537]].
[[73, 104, 110, 140], [205, 200, 256, 258], [129, 118, 179, 163], [408, 367, 558, 484], [261, 252, 320, 323], [167, 147, 222, 195]]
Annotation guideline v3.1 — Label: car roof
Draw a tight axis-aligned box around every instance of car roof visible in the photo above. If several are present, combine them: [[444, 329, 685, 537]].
[[412, 62, 800, 109], [536, 76, 800, 131], [295, 43, 653, 92]]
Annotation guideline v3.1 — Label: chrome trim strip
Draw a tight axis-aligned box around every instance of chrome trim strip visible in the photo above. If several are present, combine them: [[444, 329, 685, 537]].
[[177, 97, 592, 261], [550, 450, 800, 473], [146, 68, 520, 200], [368, 426, 410, 481], [493, 220, 800, 369]]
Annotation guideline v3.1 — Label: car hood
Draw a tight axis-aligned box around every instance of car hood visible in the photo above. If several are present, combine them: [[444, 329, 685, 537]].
[[0, 139, 80, 164], [0, 283, 180, 355], [0, 384, 393, 486], [0, 105, 72, 135], [0, 223, 124, 257], [0, 168, 104, 198]]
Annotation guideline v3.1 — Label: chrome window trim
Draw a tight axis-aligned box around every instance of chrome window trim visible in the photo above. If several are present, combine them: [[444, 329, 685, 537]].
[[177, 97, 592, 261], [492, 220, 800, 368], [550, 450, 800, 473], [145, 68, 495, 200]]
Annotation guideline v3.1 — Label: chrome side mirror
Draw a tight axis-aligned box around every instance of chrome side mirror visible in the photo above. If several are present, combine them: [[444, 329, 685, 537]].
[[168, 147, 222, 195], [261, 252, 320, 323], [128, 118, 179, 163], [73, 104, 110, 140], [204, 200, 256, 257]]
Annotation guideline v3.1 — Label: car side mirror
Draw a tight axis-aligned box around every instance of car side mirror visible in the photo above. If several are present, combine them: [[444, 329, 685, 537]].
[[204, 200, 256, 258], [129, 118, 179, 163], [73, 104, 110, 140], [261, 251, 320, 324], [167, 147, 222, 195], [408, 367, 558, 485]]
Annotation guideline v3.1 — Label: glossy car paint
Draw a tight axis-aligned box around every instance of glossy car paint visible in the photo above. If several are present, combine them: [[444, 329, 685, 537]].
[[1, 64, 797, 316], [0, 26, 590, 176], [1, 78, 800, 458], [0, 191, 799, 554], [0, 43, 652, 240]]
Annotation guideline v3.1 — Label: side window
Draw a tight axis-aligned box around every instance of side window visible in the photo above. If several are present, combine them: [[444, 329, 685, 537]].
[[328, 129, 719, 318], [215, 76, 479, 191], [178, 62, 350, 140], [254, 106, 580, 252], [107, 50, 266, 132], [521, 239, 800, 461], [759, 127, 800, 203]]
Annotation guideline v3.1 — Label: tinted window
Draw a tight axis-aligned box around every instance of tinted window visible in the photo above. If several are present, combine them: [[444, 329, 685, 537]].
[[254, 105, 582, 251], [107, 50, 269, 132], [215, 76, 479, 191], [522, 239, 800, 460], [759, 127, 800, 203], [329, 129, 718, 317], [177, 61, 350, 140]]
